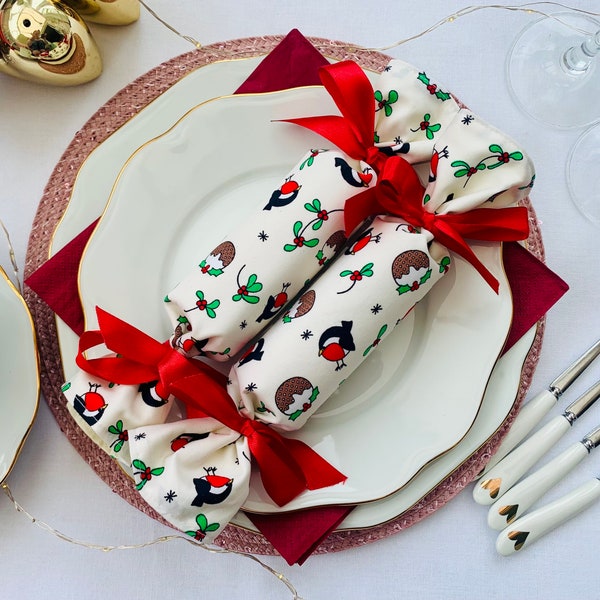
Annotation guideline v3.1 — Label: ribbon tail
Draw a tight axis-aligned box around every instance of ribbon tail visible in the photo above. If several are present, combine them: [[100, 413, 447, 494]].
[[283, 438, 347, 491], [434, 223, 501, 293], [280, 115, 366, 159], [343, 187, 380, 236]]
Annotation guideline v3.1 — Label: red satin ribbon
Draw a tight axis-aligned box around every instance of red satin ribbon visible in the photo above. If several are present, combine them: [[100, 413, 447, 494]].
[[282, 61, 387, 172], [76, 307, 346, 506], [171, 374, 346, 507], [351, 157, 530, 293]]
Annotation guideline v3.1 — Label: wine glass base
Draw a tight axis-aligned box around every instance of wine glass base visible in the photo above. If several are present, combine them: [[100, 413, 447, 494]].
[[506, 13, 600, 129], [567, 124, 600, 226]]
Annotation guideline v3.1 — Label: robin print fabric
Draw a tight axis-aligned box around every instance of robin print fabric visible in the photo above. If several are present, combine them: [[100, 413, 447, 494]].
[[62, 58, 535, 543]]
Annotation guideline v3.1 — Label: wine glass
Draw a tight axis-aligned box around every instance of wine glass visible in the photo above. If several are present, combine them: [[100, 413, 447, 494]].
[[506, 12, 600, 225], [506, 12, 600, 129]]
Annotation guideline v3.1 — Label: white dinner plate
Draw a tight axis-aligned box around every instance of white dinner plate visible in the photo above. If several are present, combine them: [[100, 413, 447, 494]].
[[52, 55, 528, 527], [0, 268, 39, 483], [77, 87, 513, 511]]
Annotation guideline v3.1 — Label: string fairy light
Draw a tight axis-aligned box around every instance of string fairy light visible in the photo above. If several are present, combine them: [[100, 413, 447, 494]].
[[138, 1, 600, 54], [0, 217, 21, 293], [1, 482, 304, 599]]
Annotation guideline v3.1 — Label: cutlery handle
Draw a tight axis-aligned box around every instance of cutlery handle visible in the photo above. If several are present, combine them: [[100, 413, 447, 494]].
[[487, 442, 588, 529], [477, 389, 558, 478], [496, 478, 600, 556], [473, 415, 570, 505]]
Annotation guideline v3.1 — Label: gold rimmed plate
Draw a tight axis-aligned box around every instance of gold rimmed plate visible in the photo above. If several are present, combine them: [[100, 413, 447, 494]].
[[75, 86, 513, 512], [0, 268, 40, 484]]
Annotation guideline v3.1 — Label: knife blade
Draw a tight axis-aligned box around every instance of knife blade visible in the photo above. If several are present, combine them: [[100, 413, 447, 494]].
[[473, 379, 600, 505], [478, 337, 600, 478], [496, 477, 600, 556], [488, 424, 600, 529]]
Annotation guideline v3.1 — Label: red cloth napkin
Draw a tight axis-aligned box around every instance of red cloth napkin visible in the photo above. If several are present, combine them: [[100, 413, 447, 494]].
[[25, 29, 569, 565]]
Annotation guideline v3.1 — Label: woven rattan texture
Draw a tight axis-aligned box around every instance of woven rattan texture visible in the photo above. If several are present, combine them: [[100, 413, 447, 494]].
[[23, 35, 544, 556]]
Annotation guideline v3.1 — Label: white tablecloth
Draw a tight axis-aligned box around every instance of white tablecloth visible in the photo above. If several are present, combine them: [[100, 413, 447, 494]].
[[1, 2, 599, 598]]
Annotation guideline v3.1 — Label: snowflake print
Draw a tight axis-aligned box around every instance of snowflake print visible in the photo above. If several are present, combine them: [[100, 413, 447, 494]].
[[371, 304, 382, 315], [134, 432, 146, 441], [257, 230, 269, 242], [462, 114, 474, 125], [384, 65, 392, 72], [164, 490, 177, 503], [245, 382, 257, 393], [239, 320, 247, 330], [301, 329, 313, 340]]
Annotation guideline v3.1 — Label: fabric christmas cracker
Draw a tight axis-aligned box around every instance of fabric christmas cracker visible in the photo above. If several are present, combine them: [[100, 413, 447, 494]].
[[62, 58, 534, 543]]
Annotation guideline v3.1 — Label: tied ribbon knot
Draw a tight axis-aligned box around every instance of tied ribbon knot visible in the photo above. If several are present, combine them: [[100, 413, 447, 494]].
[[76, 307, 346, 507], [349, 157, 530, 293]]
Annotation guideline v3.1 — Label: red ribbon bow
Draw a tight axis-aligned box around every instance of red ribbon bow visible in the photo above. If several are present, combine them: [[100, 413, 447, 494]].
[[350, 157, 530, 293], [283, 60, 530, 293], [282, 60, 387, 172], [76, 307, 346, 506]]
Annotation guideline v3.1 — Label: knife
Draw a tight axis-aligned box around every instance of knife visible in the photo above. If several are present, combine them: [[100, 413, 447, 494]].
[[473, 379, 600, 505], [496, 477, 600, 556], [477, 337, 600, 478], [487, 424, 600, 529]]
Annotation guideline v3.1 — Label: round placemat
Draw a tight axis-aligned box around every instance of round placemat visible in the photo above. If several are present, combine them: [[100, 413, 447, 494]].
[[23, 34, 544, 556]]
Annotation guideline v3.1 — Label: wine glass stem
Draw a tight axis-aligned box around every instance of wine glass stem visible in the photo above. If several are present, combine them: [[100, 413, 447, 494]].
[[562, 29, 600, 74]]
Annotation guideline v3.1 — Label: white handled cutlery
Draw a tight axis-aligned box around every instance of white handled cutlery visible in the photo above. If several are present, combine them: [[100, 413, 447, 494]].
[[473, 379, 600, 505], [487, 424, 600, 529], [478, 337, 600, 478], [496, 477, 600, 556]]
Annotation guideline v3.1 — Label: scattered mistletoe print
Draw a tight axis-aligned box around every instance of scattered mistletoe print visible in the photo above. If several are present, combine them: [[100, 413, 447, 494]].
[[417, 71, 451, 101], [255, 401, 275, 416], [184, 290, 220, 318], [132, 459, 165, 490], [374, 89, 399, 116], [411, 113, 442, 140], [392, 250, 432, 295], [451, 143, 524, 187], [198, 241, 235, 277], [363, 324, 388, 356], [264, 176, 302, 210], [185, 513, 220, 541], [284, 199, 344, 253], [519, 174, 536, 190], [319, 320, 355, 371], [338, 262, 374, 294], [108, 419, 128, 453], [232, 265, 263, 304], [439, 256, 451, 274], [299, 149, 327, 169], [275, 376, 320, 421]]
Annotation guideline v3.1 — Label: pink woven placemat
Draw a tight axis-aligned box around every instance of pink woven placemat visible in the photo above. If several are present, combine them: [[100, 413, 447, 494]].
[[23, 35, 544, 556]]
